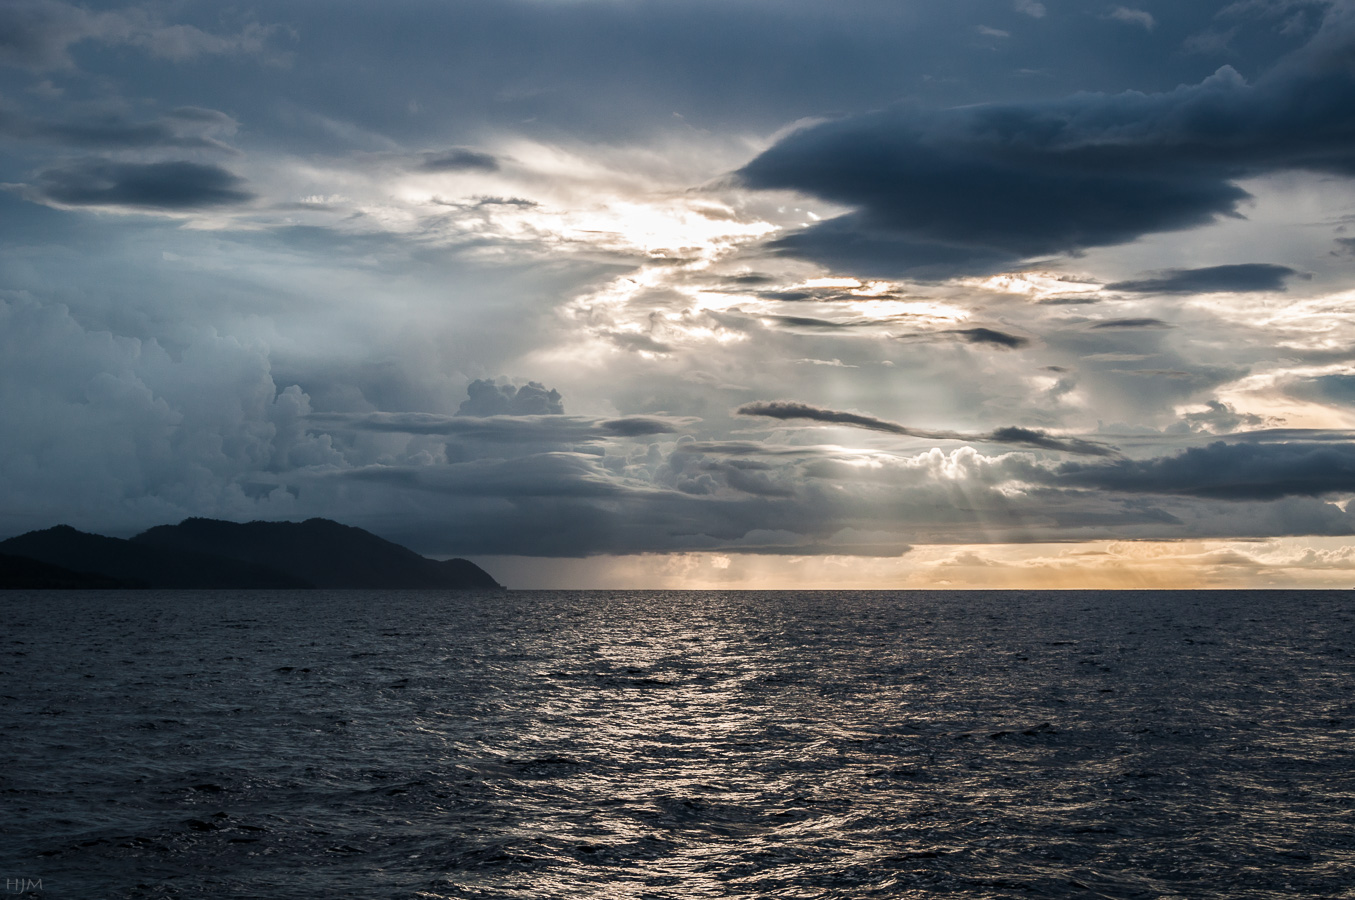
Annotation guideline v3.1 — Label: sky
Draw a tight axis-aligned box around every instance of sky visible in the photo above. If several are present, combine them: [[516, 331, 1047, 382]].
[[3, 0, 1355, 588]]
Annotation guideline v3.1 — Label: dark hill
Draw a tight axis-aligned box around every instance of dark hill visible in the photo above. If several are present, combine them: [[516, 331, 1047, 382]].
[[0, 552, 129, 589], [0, 526, 308, 589], [131, 518, 501, 589]]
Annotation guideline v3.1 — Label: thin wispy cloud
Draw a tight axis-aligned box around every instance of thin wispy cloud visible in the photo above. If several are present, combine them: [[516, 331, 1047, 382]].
[[736, 400, 1121, 456], [1109, 7, 1157, 29]]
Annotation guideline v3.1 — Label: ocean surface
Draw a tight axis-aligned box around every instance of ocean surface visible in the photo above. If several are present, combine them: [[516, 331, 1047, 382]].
[[1, 590, 1353, 899]]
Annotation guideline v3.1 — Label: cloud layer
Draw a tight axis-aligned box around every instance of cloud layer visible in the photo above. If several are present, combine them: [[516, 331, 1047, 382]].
[[740, 5, 1355, 274], [2, 0, 1355, 583]]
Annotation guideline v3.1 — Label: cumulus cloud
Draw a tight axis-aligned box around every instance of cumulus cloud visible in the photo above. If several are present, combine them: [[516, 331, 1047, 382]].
[[1170, 400, 1267, 434], [1108, 263, 1303, 293], [26, 160, 253, 210], [738, 5, 1355, 275], [457, 379, 564, 416], [0, 295, 340, 534], [736, 400, 1120, 455]]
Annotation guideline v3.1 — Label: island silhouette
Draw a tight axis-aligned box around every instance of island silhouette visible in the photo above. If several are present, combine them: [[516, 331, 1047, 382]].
[[0, 518, 501, 590]]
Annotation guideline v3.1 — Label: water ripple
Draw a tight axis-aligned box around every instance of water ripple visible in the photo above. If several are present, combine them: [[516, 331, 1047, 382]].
[[1, 589, 1352, 898]]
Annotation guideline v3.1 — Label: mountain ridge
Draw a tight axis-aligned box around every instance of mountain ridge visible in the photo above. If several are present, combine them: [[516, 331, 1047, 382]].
[[0, 518, 501, 590]]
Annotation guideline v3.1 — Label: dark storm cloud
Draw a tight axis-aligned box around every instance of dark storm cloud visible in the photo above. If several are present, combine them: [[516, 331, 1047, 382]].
[[457, 380, 564, 416], [308, 412, 693, 443], [418, 148, 499, 173], [29, 159, 253, 209], [761, 216, 1019, 279], [736, 400, 1119, 456], [1108, 263, 1303, 293], [1043, 440, 1355, 500], [738, 6, 1355, 275]]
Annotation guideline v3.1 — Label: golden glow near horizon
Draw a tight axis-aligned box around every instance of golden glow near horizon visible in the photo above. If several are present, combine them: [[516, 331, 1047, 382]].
[[485, 537, 1355, 590]]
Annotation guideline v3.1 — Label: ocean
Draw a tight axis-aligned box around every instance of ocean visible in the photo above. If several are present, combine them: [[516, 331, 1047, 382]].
[[1, 590, 1352, 899]]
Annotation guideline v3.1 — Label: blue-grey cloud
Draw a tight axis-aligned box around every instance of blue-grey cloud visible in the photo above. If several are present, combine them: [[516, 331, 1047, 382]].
[[1044, 440, 1355, 500], [338, 453, 652, 500], [28, 159, 253, 209], [1286, 373, 1355, 405], [458, 379, 564, 416], [0, 106, 238, 151], [1108, 262, 1303, 293], [308, 411, 693, 443], [738, 6, 1355, 275], [0, 1, 278, 70]]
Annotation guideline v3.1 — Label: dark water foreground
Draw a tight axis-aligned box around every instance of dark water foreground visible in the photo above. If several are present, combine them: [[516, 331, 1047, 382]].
[[1, 590, 1353, 899]]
